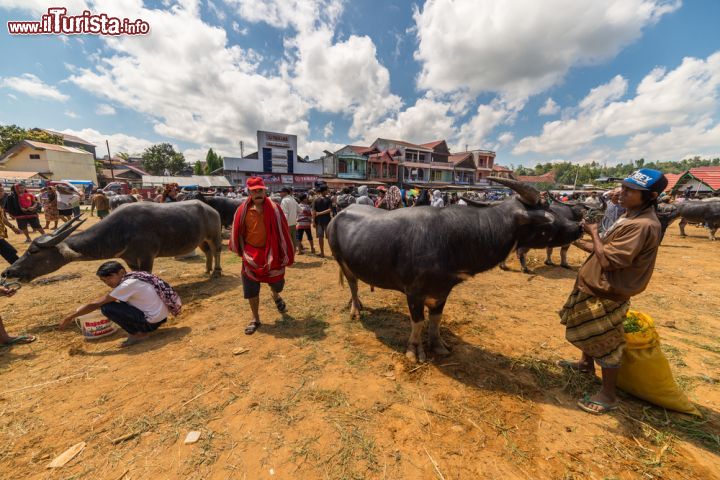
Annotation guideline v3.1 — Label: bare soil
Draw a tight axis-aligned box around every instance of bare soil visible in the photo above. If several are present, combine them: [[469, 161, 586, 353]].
[[0, 216, 718, 479]]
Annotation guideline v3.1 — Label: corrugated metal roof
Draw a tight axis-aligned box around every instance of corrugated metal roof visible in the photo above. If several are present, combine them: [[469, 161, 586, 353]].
[[0, 170, 47, 179], [142, 175, 231, 187], [24, 140, 92, 155], [664, 173, 682, 192]]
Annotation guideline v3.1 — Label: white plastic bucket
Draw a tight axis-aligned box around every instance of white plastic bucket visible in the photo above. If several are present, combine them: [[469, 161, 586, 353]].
[[75, 311, 118, 340]]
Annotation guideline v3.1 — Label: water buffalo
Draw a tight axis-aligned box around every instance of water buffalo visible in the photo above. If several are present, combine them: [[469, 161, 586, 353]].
[[184, 192, 242, 227], [662, 201, 720, 240], [3, 200, 222, 282], [328, 178, 581, 362], [108, 194, 138, 210]]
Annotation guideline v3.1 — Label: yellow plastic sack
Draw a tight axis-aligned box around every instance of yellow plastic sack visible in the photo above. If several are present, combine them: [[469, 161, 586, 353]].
[[617, 310, 701, 416]]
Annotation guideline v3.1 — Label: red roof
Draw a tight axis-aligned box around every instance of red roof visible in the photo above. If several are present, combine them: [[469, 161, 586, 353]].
[[663, 173, 682, 192], [449, 152, 472, 164], [348, 145, 375, 155], [688, 167, 720, 190], [420, 140, 445, 149], [517, 172, 556, 184], [492, 164, 512, 172], [382, 139, 433, 151]]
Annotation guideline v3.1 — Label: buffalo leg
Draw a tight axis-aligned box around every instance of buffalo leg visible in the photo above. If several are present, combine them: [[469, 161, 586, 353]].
[[559, 245, 571, 268], [517, 247, 530, 273], [341, 265, 363, 319], [405, 295, 426, 363], [544, 247, 555, 266], [199, 242, 213, 274], [427, 299, 450, 357], [709, 227, 717, 241], [137, 257, 154, 272], [679, 219, 687, 237], [211, 233, 223, 276]]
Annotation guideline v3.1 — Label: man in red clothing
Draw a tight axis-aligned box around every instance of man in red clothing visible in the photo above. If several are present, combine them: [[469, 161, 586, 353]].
[[230, 177, 294, 335]]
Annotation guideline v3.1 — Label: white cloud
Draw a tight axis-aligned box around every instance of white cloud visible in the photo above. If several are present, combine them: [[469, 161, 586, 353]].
[[68, 1, 310, 154], [623, 119, 720, 161], [64, 110, 79, 119], [514, 52, 720, 157], [58, 127, 155, 156], [231, 21, 248, 35], [361, 95, 455, 146], [0, 0, 90, 15], [413, 0, 679, 97], [7, 93, 17, 101], [95, 103, 116, 115], [0, 73, 69, 102], [497, 131, 514, 146], [322, 121, 333, 138], [538, 98, 559, 116], [457, 96, 525, 152], [224, 0, 343, 33], [207, 0, 226, 21], [301, 139, 343, 159]]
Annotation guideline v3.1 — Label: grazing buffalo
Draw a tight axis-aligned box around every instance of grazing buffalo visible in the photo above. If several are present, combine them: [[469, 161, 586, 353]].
[[3, 200, 222, 282], [108, 194, 138, 210], [329, 178, 581, 362], [184, 192, 242, 227], [661, 201, 720, 240]]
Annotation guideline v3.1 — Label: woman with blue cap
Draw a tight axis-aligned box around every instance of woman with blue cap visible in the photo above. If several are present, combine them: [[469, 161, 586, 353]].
[[558, 168, 668, 414]]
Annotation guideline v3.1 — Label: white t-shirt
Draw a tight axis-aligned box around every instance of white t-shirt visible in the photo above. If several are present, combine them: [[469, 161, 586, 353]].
[[280, 196, 299, 226], [110, 278, 169, 323]]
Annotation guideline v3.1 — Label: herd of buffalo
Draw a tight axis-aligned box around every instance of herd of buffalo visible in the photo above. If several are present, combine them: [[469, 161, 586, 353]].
[[2, 178, 718, 362]]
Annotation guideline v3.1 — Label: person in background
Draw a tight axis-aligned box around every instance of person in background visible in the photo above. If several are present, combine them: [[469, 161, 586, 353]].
[[5, 184, 45, 242], [585, 191, 602, 209], [295, 193, 316, 255], [414, 189, 431, 206], [228, 177, 294, 335], [431, 190, 445, 208], [59, 261, 181, 347], [385, 186, 403, 210], [336, 186, 356, 212], [1, 286, 36, 346], [0, 185, 22, 264], [153, 186, 164, 203], [162, 183, 179, 203], [600, 188, 625, 235], [560, 169, 668, 415], [375, 187, 388, 209], [55, 185, 77, 222], [279, 187, 300, 252], [90, 189, 111, 219], [41, 186, 60, 229], [130, 188, 143, 202], [312, 184, 333, 258], [356, 185, 374, 206]]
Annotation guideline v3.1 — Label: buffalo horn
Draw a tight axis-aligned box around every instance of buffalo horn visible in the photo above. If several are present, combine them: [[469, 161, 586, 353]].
[[35, 218, 86, 248], [489, 177, 540, 205]]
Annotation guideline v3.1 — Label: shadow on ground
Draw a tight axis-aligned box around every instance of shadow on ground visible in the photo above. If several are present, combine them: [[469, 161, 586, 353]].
[[359, 306, 720, 456]]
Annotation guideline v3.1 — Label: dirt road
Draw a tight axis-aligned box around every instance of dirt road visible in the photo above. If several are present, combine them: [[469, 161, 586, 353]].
[[0, 217, 718, 479]]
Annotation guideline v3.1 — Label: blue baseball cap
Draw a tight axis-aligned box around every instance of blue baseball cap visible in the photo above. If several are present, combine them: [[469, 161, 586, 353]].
[[622, 169, 668, 193]]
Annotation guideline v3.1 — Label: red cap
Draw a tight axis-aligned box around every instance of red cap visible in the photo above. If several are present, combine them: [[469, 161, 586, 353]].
[[246, 177, 267, 190]]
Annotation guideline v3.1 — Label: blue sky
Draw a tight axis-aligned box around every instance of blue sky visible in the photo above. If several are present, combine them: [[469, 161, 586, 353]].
[[1, 0, 719, 166]]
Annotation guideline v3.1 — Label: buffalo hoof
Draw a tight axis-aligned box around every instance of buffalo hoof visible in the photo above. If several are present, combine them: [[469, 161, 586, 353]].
[[560, 263, 572, 269], [406, 344, 427, 363], [210, 269, 222, 278], [499, 263, 509, 271], [544, 260, 555, 266], [521, 267, 531, 274], [430, 339, 451, 357]]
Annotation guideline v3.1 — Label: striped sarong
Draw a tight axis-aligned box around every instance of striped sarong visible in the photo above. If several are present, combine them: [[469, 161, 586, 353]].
[[559, 288, 629, 368]]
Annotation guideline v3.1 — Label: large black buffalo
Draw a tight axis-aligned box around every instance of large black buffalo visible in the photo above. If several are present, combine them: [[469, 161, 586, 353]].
[[3, 200, 222, 282], [108, 194, 138, 210], [184, 192, 242, 227], [661, 200, 720, 240], [328, 178, 582, 363]]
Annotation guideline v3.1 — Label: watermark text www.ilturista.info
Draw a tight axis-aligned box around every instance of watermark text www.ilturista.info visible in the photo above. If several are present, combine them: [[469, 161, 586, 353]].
[[8, 8, 150, 36]]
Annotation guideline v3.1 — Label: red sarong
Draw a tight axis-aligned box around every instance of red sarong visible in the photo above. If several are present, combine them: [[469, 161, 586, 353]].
[[229, 197, 294, 283]]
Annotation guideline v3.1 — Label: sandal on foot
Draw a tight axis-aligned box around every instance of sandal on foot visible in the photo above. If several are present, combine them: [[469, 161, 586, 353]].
[[577, 395, 617, 415], [557, 359, 593, 374], [120, 336, 148, 348], [245, 321, 261, 335], [274, 297, 287, 313], [1, 334, 36, 347]]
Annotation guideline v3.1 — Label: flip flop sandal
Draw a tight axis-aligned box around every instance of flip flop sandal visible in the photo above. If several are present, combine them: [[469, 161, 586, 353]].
[[120, 337, 148, 347], [1, 334, 36, 347], [245, 322, 261, 335], [274, 297, 287, 313], [577, 394, 618, 415], [557, 359, 593, 374]]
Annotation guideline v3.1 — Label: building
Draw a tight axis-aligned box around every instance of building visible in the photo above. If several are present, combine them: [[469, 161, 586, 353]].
[[0, 170, 49, 188], [0, 140, 98, 184], [36, 129, 97, 159], [221, 130, 321, 191], [517, 171, 556, 185], [669, 167, 720, 195], [490, 164, 515, 179], [448, 152, 478, 185], [142, 175, 231, 189]]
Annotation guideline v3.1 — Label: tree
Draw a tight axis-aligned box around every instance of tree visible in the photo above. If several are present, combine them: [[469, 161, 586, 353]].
[[193, 160, 204, 175], [0, 124, 63, 155], [116, 152, 131, 161], [204, 148, 223, 174], [141, 143, 186, 175]]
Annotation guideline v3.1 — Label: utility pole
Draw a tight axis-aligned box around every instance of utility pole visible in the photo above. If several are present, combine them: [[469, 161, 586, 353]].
[[106, 140, 115, 181], [240, 140, 244, 158]]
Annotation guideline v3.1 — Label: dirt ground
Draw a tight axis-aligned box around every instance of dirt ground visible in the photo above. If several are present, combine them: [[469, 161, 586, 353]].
[[0, 214, 718, 480]]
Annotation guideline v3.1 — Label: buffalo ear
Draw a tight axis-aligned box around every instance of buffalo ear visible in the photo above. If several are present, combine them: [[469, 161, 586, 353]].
[[515, 209, 554, 226]]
